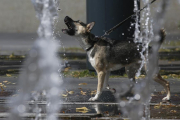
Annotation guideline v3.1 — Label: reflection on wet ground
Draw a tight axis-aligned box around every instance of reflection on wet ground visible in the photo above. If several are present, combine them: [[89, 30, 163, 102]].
[[0, 88, 180, 119]]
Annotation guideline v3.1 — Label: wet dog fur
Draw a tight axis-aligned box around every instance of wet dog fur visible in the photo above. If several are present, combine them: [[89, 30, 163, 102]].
[[62, 16, 170, 102]]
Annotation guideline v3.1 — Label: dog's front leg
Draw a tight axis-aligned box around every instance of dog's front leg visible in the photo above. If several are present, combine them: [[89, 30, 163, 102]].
[[104, 71, 116, 93], [89, 71, 106, 101], [104, 71, 110, 89]]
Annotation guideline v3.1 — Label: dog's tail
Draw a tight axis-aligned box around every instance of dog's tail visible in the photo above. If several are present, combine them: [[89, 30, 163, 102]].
[[159, 28, 166, 45]]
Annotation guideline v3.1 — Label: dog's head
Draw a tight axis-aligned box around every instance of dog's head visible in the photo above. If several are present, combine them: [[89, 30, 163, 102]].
[[62, 16, 95, 36]]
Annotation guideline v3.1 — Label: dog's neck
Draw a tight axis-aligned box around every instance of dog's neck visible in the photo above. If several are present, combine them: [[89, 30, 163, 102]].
[[76, 33, 97, 51]]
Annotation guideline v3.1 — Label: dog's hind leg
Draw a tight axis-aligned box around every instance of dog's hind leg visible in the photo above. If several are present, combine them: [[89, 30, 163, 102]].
[[125, 63, 140, 82], [122, 63, 140, 97], [104, 71, 116, 93], [154, 74, 170, 101], [89, 71, 106, 101]]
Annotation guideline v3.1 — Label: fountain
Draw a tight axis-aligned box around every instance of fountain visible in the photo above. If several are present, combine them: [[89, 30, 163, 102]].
[[119, 0, 170, 120], [8, 0, 62, 120], [5, 0, 173, 120]]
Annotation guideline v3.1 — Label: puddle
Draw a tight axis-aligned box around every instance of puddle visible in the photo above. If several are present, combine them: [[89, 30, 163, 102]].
[[0, 101, 180, 119]]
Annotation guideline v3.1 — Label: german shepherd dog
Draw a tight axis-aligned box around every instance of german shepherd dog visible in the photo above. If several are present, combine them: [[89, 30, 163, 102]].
[[62, 16, 170, 102]]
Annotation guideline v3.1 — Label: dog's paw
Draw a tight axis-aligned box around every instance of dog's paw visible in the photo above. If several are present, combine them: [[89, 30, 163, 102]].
[[88, 97, 98, 101], [106, 86, 116, 93], [89, 92, 101, 101], [162, 96, 170, 102], [110, 88, 116, 93]]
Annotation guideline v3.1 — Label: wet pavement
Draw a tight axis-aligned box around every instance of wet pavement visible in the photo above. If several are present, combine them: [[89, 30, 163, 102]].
[[0, 33, 180, 119], [0, 75, 179, 119], [0, 58, 179, 119], [0, 58, 180, 119]]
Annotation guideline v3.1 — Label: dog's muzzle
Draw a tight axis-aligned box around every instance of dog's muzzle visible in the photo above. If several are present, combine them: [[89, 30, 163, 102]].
[[62, 16, 75, 35], [64, 16, 73, 23]]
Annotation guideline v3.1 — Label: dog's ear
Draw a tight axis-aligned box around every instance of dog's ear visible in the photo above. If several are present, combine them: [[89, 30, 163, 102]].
[[87, 22, 95, 32]]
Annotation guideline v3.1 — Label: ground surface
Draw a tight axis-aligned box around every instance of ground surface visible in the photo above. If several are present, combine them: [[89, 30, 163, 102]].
[[0, 76, 180, 119], [0, 33, 180, 119]]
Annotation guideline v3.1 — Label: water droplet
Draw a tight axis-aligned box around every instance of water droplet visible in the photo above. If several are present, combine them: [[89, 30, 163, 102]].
[[29, 49, 38, 58], [50, 87, 59, 96], [17, 104, 26, 113], [28, 73, 37, 81], [120, 101, 126, 107], [28, 63, 37, 71], [134, 94, 141, 100], [138, 111, 143, 116]]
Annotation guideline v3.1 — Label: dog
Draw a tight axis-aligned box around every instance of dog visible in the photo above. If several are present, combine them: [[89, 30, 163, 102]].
[[62, 16, 170, 102]]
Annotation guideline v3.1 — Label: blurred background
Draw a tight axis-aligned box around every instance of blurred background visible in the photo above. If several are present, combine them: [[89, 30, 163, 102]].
[[0, 0, 86, 54], [0, 0, 179, 55]]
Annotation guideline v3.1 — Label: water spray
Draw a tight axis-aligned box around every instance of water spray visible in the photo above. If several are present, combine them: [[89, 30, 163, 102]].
[[9, 0, 62, 120]]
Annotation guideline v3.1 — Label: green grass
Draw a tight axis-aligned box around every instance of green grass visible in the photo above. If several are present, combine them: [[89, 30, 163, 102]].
[[0, 53, 26, 60], [62, 69, 180, 79], [1, 44, 180, 61], [62, 69, 140, 78], [62, 56, 86, 60], [166, 41, 180, 46], [162, 40, 180, 47], [1, 69, 180, 79], [159, 48, 180, 52], [0, 69, 19, 76], [58, 44, 180, 53], [63, 69, 96, 78], [59, 47, 84, 53]]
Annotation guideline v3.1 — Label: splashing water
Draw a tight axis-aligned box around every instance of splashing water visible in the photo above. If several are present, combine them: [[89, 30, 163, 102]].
[[120, 0, 170, 120], [9, 0, 62, 120], [134, 0, 153, 77]]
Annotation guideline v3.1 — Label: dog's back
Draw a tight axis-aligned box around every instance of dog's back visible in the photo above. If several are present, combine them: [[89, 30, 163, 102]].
[[92, 29, 166, 66]]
